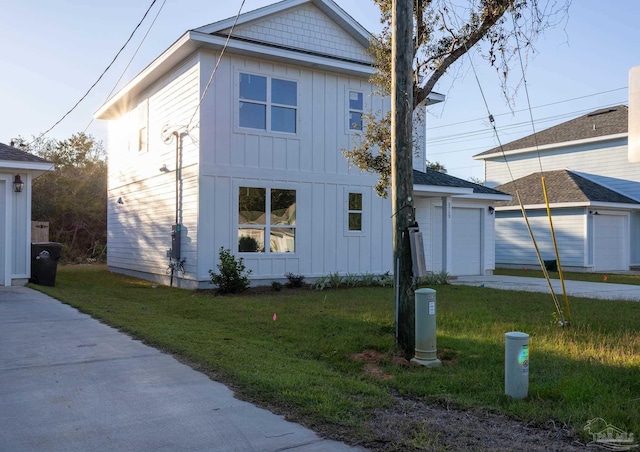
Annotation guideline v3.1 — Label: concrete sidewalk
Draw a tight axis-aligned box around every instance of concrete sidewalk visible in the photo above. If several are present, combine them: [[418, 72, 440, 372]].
[[453, 275, 640, 301], [0, 287, 363, 452]]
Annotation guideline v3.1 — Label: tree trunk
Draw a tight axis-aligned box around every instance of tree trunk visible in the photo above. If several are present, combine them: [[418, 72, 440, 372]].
[[392, 0, 415, 354]]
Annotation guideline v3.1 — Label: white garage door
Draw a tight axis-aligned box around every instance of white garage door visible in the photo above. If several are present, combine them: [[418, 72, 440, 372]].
[[452, 208, 482, 275], [432, 207, 482, 276], [593, 214, 626, 271]]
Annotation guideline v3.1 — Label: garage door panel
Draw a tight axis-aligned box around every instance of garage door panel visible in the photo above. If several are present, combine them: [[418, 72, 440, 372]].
[[593, 214, 626, 271], [452, 208, 481, 275]]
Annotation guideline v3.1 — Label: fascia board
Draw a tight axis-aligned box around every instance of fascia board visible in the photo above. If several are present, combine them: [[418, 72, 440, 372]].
[[452, 193, 512, 201], [190, 31, 374, 75], [474, 133, 629, 161], [95, 30, 375, 119], [95, 32, 199, 119], [0, 162, 54, 172], [413, 184, 474, 196], [496, 200, 640, 211]]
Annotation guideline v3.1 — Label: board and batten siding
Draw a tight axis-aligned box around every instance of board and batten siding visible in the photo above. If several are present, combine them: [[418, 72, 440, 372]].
[[484, 138, 640, 200], [107, 56, 200, 284], [495, 208, 586, 268], [195, 52, 392, 283]]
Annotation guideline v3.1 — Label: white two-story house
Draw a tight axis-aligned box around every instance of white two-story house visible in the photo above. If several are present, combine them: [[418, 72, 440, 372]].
[[96, 0, 508, 288]]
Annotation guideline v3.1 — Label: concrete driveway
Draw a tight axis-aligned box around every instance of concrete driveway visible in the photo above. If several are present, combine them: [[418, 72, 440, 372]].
[[0, 286, 363, 452], [453, 275, 640, 301]]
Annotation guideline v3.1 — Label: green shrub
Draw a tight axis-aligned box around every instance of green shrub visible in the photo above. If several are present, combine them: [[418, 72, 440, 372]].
[[209, 247, 252, 294], [416, 270, 450, 286], [271, 281, 283, 292], [284, 272, 305, 288]]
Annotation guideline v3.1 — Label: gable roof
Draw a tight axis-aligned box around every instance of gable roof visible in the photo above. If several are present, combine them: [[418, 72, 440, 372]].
[[493, 169, 640, 207], [96, 0, 445, 120], [195, 0, 372, 55], [97, 0, 373, 120], [0, 142, 53, 172], [475, 105, 628, 159], [413, 169, 509, 198]]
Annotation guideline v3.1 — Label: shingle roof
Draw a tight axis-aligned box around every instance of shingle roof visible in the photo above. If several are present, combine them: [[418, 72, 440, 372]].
[[494, 170, 639, 207], [475, 105, 628, 157], [0, 142, 51, 164], [413, 169, 507, 195]]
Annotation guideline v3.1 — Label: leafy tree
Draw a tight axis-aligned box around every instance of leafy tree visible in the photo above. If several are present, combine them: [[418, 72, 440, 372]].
[[15, 133, 107, 262], [343, 0, 569, 354], [343, 0, 570, 195], [427, 160, 447, 173]]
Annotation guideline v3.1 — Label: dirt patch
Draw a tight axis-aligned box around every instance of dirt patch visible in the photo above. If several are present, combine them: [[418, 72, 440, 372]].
[[352, 349, 388, 362], [363, 395, 585, 451]]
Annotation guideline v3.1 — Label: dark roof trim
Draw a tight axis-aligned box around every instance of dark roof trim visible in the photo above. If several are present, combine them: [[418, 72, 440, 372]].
[[413, 169, 508, 196]]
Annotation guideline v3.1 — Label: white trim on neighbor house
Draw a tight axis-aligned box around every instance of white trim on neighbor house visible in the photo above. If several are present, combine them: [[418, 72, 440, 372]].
[[474, 133, 628, 161], [496, 201, 640, 212]]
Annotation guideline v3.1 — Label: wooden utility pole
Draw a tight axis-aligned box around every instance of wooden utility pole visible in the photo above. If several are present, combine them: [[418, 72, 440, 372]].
[[392, 0, 415, 353]]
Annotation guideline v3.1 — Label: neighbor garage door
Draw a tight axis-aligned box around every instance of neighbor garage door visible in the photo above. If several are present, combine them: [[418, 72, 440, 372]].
[[593, 214, 626, 271], [432, 207, 482, 276]]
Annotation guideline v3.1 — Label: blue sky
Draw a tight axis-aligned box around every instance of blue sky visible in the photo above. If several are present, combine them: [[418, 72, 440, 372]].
[[0, 0, 637, 181]]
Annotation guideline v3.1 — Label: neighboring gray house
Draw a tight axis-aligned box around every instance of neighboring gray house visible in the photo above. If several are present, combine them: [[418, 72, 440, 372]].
[[475, 105, 640, 272], [0, 142, 53, 286], [96, 0, 509, 288]]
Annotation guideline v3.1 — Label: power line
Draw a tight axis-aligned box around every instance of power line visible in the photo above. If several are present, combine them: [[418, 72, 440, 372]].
[[84, 0, 168, 133], [426, 87, 628, 131], [37, 0, 159, 141], [187, 0, 246, 129]]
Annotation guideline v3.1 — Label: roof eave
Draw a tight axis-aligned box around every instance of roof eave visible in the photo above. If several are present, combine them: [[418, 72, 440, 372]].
[[496, 200, 640, 211], [95, 30, 376, 120], [0, 161, 55, 173], [474, 133, 629, 161]]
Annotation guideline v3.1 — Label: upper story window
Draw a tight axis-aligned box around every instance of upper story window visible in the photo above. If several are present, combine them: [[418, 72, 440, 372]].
[[239, 73, 297, 134], [348, 91, 363, 131]]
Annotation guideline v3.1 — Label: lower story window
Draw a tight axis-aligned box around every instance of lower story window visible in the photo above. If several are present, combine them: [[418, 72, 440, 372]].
[[348, 192, 363, 231], [238, 187, 296, 253]]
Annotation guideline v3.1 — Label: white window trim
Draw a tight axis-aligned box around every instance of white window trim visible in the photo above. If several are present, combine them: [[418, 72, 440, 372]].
[[344, 188, 366, 236], [235, 70, 299, 136], [345, 88, 364, 134], [236, 182, 298, 255], [137, 98, 149, 153]]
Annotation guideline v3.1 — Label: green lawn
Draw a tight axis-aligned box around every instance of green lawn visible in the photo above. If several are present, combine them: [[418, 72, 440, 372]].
[[32, 265, 639, 449], [495, 267, 640, 285]]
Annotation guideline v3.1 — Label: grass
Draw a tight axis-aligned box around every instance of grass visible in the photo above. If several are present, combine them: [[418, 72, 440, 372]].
[[495, 267, 640, 285], [31, 265, 640, 448]]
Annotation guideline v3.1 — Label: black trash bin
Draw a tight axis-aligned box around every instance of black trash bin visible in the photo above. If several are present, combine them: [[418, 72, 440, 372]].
[[30, 242, 63, 286]]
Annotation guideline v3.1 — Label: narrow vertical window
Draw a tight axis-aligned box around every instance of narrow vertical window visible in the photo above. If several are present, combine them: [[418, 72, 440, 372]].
[[238, 187, 266, 252], [270, 188, 296, 252], [348, 192, 363, 231], [348, 91, 363, 131], [138, 99, 149, 152]]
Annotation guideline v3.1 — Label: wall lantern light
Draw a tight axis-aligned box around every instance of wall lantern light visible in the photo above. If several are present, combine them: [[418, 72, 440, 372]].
[[488, 206, 495, 215], [13, 174, 24, 193]]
